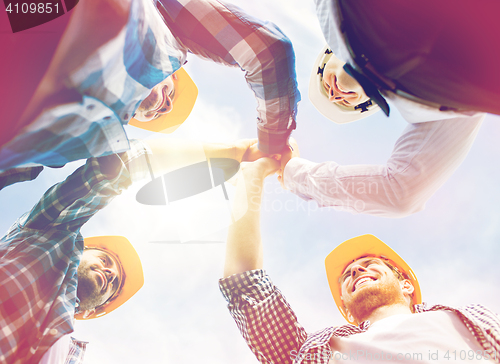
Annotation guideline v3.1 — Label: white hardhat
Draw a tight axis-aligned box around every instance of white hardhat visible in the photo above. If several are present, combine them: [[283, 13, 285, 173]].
[[309, 45, 380, 124]]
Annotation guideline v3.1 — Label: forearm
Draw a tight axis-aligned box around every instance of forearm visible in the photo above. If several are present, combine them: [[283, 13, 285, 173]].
[[23, 140, 149, 230], [285, 115, 483, 217], [160, 0, 299, 154], [144, 138, 239, 177], [224, 168, 265, 277]]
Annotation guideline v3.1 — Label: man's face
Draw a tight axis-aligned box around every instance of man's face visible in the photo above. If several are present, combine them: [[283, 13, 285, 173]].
[[77, 248, 122, 311], [134, 74, 176, 122], [340, 257, 409, 323], [322, 54, 370, 107]]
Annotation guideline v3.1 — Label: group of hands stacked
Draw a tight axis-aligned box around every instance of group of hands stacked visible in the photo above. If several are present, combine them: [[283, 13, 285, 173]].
[[234, 138, 300, 187]]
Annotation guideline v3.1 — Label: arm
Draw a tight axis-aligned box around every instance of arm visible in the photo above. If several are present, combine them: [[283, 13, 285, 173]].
[[220, 159, 311, 363], [0, 167, 44, 191], [18, 0, 131, 129], [23, 138, 255, 231], [159, 0, 300, 154], [283, 114, 484, 217], [223, 158, 279, 277], [23, 140, 151, 231]]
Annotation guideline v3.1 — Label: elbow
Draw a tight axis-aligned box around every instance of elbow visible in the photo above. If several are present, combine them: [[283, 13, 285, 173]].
[[379, 186, 428, 218], [383, 198, 425, 218], [378, 164, 431, 218]]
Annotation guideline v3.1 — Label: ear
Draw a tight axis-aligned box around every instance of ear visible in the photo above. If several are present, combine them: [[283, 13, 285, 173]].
[[82, 308, 96, 319], [346, 309, 356, 324], [400, 279, 414, 296]]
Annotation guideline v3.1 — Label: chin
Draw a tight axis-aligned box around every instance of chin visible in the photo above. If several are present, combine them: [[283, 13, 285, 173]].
[[346, 283, 404, 322], [77, 270, 104, 310]]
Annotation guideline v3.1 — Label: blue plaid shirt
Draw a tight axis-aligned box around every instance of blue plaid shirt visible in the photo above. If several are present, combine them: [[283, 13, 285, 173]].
[[0, 140, 151, 364], [0, 0, 299, 173]]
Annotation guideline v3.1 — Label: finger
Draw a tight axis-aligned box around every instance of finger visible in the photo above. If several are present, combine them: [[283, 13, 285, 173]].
[[267, 157, 281, 173]]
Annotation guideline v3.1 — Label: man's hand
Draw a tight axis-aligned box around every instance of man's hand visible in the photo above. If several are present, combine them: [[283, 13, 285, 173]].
[[241, 157, 280, 179], [234, 139, 281, 162], [277, 138, 300, 189]]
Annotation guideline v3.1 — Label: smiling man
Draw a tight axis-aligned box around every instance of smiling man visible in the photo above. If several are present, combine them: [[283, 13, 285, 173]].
[[132, 74, 177, 122], [0, 135, 262, 364], [0, 0, 298, 183], [220, 169, 500, 364], [278, 0, 500, 218], [76, 244, 126, 317]]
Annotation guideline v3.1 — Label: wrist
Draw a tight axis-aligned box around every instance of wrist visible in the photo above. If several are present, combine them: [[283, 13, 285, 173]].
[[203, 143, 235, 161]]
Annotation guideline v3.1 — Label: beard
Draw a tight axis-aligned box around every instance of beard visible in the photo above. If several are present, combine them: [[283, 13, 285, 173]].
[[343, 278, 407, 323], [77, 264, 105, 311]]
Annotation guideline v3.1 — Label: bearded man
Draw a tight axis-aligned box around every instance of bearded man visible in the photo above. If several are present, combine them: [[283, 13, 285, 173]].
[[219, 158, 500, 363]]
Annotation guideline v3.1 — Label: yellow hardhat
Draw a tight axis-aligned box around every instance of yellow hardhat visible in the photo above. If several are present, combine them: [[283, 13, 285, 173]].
[[325, 234, 422, 323], [75, 236, 144, 320], [128, 67, 198, 133]]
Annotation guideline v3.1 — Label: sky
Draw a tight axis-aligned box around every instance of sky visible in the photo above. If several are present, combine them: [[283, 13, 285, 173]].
[[1, 0, 500, 363]]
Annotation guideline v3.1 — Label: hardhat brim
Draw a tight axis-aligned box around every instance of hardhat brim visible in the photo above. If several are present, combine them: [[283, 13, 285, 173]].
[[128, 67, 198, 134], [309, 46, 380, 124], [325, 234, 421, 323], [75, 236, 144, 320]]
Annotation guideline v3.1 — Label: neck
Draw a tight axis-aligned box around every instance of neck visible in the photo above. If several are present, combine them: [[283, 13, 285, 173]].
[[358, 303, 412, 325]]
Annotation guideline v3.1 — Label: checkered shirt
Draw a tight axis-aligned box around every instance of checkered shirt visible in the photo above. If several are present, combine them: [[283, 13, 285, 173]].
[[66, 338, 88, 364], [0, 167, 44, 191], [0, 0, 299, 174], [0, 140, 151, 364], [219, 270, 500, 364], [157, 0, 299, 154]]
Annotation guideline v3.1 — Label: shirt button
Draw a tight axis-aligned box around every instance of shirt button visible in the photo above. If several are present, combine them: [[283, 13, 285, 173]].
[[124, 113, 129, 120], [86, 104, 95, 110], [49, 329, 58, 335], [104, 116, 111, 120]]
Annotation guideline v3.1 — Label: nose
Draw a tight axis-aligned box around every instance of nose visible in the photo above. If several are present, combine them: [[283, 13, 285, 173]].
[[157, 94, 174, 114], [327, 86, 348, 103], [350, 264, 367, 278], [328, 86, 352, 102], [103, 268, 118, 286]]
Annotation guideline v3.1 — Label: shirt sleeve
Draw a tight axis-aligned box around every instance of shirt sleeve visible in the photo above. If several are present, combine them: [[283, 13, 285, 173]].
[[158, 0, 300, 154], [0, 166, 44, 191], [22, 139, 152, 231], [219, 269, 308, 363], [284, 114, 484, 217]]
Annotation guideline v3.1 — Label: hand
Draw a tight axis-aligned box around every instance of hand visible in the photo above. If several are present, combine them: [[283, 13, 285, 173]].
[[241, 157, 280, 179], [234, 139, 280, 162], [242, 143, 272, 162], [234, 139, 261, 162], [277, 138, 300, 189]]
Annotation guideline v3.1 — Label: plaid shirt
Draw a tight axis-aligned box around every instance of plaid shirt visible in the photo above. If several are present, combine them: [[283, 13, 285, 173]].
[[0, 0, 299, 174], [0, 140, 151, 364], [0, 167, 44, 191], [219, 270, 500, 364]]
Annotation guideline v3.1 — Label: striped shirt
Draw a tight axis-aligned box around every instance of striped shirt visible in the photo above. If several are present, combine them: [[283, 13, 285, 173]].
[[219, 270, 500, 364], [0, 140, 151, 364], [0, 0, 299, 173], [282, 0, 488, 218], [284, 112, 484, 217]]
